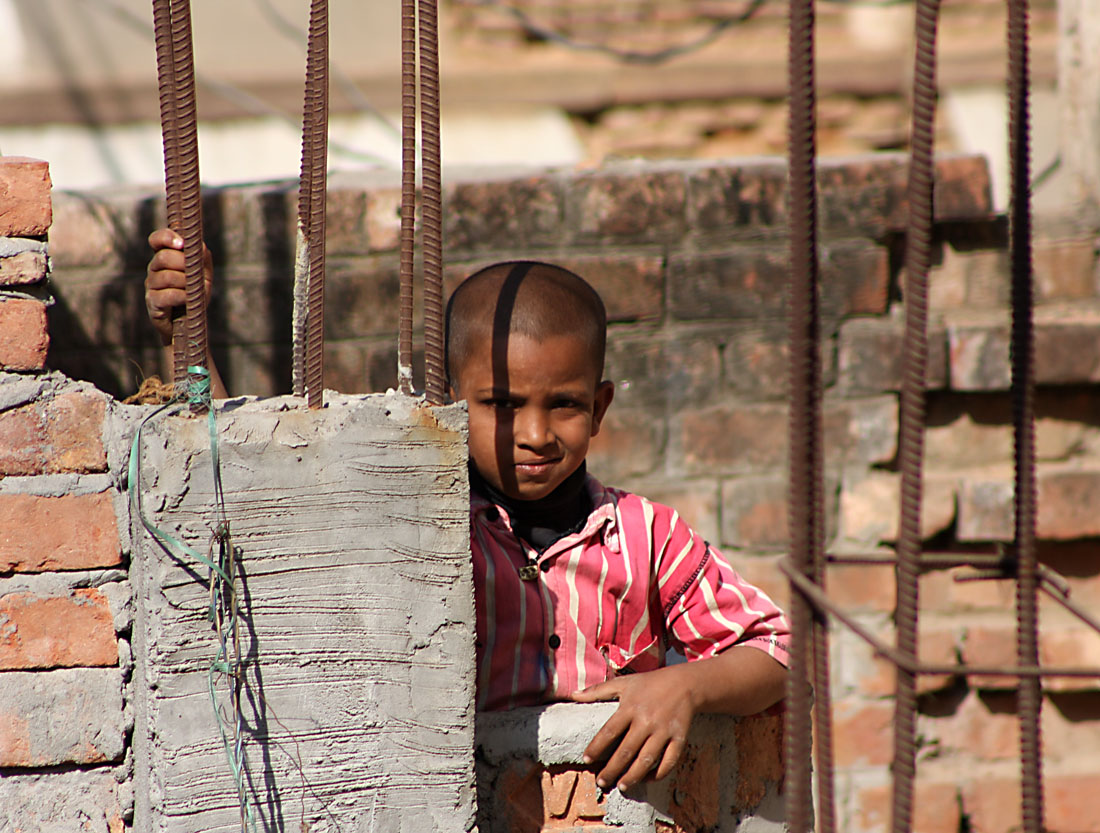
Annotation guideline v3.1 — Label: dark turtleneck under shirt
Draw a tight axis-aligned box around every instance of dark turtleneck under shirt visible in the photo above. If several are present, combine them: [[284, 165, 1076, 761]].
[[468, 461, 592, 554]]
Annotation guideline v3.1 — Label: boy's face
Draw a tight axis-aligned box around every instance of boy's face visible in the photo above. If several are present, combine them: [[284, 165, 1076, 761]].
[[452, 333, 614, 501]]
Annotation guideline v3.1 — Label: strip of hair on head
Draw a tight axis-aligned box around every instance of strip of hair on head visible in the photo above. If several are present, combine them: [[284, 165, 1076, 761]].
[[445, 260, 607, 392]]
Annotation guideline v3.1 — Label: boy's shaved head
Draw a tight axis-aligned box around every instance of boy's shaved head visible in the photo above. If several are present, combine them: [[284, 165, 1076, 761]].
[[446, 261, 607, 391]]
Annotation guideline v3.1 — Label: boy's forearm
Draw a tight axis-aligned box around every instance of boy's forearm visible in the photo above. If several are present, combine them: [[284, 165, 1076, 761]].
[[680, 645, 788, 716]]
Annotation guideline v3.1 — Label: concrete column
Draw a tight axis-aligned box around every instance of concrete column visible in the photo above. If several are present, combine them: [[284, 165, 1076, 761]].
[[1059, 0, 1100, 221]]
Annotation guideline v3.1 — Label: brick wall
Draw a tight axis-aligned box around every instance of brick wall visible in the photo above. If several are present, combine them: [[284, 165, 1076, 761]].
[[35, 152, 1100, 832], [0, 157, 132, 830]]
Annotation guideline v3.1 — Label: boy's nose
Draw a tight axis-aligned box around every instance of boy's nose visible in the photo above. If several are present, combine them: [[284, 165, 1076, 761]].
[[514, 407, 553, 449]]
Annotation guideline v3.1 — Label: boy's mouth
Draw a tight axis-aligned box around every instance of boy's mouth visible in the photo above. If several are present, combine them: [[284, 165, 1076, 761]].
[[515, 457, 561, 475]]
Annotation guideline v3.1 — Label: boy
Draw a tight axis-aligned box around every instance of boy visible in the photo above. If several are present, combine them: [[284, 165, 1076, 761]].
[[146, 236, 790, 795]]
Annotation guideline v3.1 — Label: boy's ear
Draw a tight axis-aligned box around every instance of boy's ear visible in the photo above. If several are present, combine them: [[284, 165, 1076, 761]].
[[590, 380, 615, 437]]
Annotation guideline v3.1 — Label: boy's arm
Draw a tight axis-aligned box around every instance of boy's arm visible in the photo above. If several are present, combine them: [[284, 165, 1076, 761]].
[[146, 229, 228, 399], [572, 645, 786, 793]]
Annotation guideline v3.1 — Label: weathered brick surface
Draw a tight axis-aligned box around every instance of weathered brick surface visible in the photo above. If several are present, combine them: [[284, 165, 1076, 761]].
[[0, 589, 117, 669], [0, 298, 48, 370], [832, 701, 895, 767], [957, 465, 1100, 542], [586, 409, 665, 481], [674, 396, 897, 475], [445, 175, 563, 251], [0, 492, 121, 573], [687, 160, 787, 233], [0, 391, 107, 476], [668, 240, 888, 322], [836, 316, 948, 394], [720, 473, 837, 550], [0, 769, 126, 833], [0, 250, 47, 285], [0, 157, 52, 236], [855, 781, 961, 833], [570, 168, 687, 244], [0, 668, 124, 767], [837, 470, 957, 545]]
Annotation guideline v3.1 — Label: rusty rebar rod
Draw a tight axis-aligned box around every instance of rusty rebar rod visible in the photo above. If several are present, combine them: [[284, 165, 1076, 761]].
[[419, 0, 445, 404], [892, 1, 940, 829], [398, 0, 416, 395], [153, 0, 207, 396], [302, 0, 329, 409], [152, 0, 186, 384], [1007, 0, 1043, 827], [785, 1, 831, 830], [779, 559, 1100, 679]]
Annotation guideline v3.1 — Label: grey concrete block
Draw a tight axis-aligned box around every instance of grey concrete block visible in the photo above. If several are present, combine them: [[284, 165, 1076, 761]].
[[130, 392, 475, 833]]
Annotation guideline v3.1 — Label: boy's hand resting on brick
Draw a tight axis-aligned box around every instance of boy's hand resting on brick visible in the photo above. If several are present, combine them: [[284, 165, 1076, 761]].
[[145, 228, 227, 398], [571, 645, 786, 793]]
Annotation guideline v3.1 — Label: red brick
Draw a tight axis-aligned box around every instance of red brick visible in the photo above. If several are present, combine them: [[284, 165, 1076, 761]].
[[838, 471, 957, 546], [0, 403, 46, 476], [668, 241, 888, 322], [827, 563, 897, 613], [542, 766, 608, 828], [48, 193, 122, 268], [675, 397, 896, 475], [1040, 629, 1100, 693], [323, 188, 367, 256], [687, 160, 787, 233], [930, 155, 995, 222], [861, 626, 960, 696], [0, 250, 47, 285], [324, 264, 400, 341], [0, 492, 121, 573], [832, 701, 895, 766], [1033, 236, 1100, 303], [44, 392, 108, 473], [1033, 316, 1100, 386], [721, 474, 837, 551], [445, 175, 563, 250], [733, 712, 783, 811], [855, 780, 961, 833], [0, 157, 52, 236], [0, 298, 48, 370], [963, 778, 1021, 833], [552, 254, 663, 323], [638, 481, 719, 544], [836, 317, 948, 394], [365, 186, 403, 252], [1047, 774, 1100, 832], [725, 328, 837, 401], [586, 408, 665, 482], [1038, 468, 1100, 540], [956, 476, 1014, 542], [605, 334, 722, 414], [571, 169, 687, 244], [668, 742, 720, 828], [947, 319, 1010, 391], [928, 690, 1020, 760], [961, 623, 1019, 689], [0, 590, 117, 669], [0, 392, 107, 476]]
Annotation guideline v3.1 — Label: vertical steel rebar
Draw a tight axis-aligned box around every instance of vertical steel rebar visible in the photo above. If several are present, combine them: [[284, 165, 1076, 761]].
[[398, 0, 417, 395], [154, 0, 206, 394], [891, 1, 941, 830], [302, 0, 329, 409], [1008, 0, 1043, 830], [785, 1, 830, 831], [418, 0, 445, 405], [151, 0, 186, 385], [292, 0, 317, 400]]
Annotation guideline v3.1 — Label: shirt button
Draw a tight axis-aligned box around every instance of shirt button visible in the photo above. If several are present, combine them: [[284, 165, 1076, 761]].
[[540, 560, 551, 572], [548, 634, 561, 649], [485, 507, 499, 522]]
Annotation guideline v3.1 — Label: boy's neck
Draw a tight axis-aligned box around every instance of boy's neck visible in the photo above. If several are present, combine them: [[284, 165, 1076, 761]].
[[468, 461, 591, 552]]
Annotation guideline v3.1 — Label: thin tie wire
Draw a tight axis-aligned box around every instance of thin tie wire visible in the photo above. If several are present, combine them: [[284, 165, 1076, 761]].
[[302, 0, 329, 410], [891, 1, 940, 829], [784, 1, 832, 831], [419, 0, 445, 404], [1008, 0, 1043, 829], [398, 0, 416, 395]]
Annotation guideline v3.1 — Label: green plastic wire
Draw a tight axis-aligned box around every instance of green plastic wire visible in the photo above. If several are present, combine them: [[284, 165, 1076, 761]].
[[128, 366, 257, 832]]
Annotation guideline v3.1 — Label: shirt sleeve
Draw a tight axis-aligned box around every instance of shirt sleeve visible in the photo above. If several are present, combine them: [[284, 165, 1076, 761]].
[[654, 507, 791, 668]]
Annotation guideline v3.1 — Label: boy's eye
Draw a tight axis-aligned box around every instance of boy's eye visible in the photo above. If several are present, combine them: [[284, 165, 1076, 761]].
[[484, 398, 517, 410]]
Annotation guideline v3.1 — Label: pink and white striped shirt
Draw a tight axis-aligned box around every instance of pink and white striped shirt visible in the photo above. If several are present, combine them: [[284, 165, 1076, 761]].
[[471, 475, 790, 711]]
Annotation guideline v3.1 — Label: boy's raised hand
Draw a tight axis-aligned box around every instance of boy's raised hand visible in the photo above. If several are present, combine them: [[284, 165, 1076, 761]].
[[571, 645, 787, 793], [145, 228, 213, 346]]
